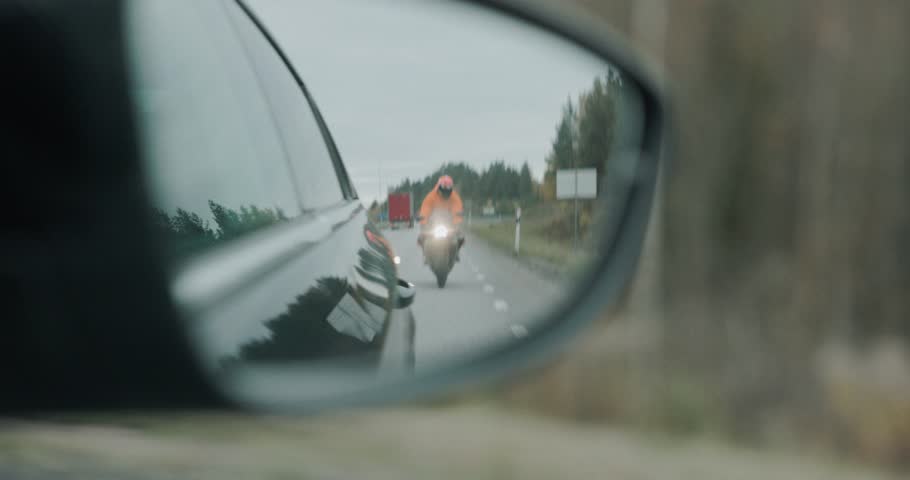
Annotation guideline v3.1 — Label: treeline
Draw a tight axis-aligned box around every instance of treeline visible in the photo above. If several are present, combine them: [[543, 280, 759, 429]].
[[540, 72, 625, 200], [379, 73, 624, 215], [151, 201, 287, 256], [382, 161, 536, 214]]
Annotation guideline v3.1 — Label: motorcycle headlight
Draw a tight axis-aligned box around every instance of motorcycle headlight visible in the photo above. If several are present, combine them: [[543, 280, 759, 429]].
[[432, 225, 449, 238]]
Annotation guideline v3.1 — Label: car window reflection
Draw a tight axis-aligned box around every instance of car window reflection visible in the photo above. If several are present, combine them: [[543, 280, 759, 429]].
[[151, 201, 288, 258], [127, 0, 303, 260]]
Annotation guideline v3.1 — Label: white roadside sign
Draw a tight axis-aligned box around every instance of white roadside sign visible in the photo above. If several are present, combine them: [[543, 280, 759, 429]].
[[556, 168, 597, 199]]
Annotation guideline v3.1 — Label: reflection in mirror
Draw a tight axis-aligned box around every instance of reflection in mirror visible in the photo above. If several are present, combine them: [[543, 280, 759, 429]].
[[127, 0, 645, 402]]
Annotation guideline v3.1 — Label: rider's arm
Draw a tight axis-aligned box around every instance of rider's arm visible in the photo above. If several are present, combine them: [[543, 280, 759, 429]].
[[418, 194, 435, 224], [451, 193, 464, 224]]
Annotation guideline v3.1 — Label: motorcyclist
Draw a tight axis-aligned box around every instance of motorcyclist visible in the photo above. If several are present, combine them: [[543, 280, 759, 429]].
[[418, 175, 465, 261]]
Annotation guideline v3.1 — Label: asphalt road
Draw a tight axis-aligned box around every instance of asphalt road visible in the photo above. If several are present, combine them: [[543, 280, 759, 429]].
[[381, 227, 566, 371]]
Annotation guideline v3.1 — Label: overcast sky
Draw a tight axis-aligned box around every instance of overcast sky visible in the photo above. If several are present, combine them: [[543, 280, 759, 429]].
[[248, 0, 610, 205]]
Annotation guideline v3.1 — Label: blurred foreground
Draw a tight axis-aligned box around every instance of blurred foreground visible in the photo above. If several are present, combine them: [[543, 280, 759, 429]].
[[498, 0, 910, 472], [0, 404, 899, 480], [3, 0, 910, 478], [494, 0, 910, 472]]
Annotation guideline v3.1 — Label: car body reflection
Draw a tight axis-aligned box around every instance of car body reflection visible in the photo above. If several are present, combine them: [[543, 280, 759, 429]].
[[153, 201, 415, 374]]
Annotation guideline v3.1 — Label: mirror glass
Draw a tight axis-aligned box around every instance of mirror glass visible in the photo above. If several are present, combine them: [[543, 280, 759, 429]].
[[125, 0, 646, 403]]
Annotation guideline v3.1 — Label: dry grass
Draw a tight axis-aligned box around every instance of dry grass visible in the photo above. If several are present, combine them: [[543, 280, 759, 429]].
[[817, 340, 910, 468], [498, 309, 910, 473], [468, 203, 596, 276]]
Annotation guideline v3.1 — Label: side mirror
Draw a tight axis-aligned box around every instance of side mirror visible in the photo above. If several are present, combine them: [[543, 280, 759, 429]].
[[1, 0, 665, 413], [195, 0, 664, 410]]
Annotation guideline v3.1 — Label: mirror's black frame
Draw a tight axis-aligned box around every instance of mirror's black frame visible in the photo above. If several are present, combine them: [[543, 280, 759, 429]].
[[0, 0, 666, 413]]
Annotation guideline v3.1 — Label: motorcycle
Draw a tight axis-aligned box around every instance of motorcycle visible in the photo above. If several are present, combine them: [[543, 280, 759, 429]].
[[419, 210, 459, 288]]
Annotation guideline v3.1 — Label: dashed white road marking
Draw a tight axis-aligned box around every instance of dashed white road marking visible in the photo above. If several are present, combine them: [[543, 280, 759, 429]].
[[483, 284, 495, 294], [477, 273, 486, 282], [493, 299, 509, 312], [510, 324, 528, 338]]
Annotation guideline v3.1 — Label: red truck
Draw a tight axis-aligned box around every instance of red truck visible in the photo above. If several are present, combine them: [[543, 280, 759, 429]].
[[387, 192, 413, 229]]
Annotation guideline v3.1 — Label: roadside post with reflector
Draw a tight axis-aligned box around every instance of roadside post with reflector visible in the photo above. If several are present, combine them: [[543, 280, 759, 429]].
[[514, 207, 521, 255]]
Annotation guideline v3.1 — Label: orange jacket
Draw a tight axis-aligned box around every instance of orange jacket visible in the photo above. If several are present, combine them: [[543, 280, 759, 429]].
[[419, 188, 463, 225]]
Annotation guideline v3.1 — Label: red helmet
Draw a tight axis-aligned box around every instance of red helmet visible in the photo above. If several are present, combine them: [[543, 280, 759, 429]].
[[437, 175, 454, 189], [437, 175, 454, 199]]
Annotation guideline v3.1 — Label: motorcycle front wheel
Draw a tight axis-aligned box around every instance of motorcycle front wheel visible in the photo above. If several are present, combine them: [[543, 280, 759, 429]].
[[435, 271, 448, 288]]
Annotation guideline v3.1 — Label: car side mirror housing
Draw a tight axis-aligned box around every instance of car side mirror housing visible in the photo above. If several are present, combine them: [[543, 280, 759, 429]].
[[0, 0, 666, 413]]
